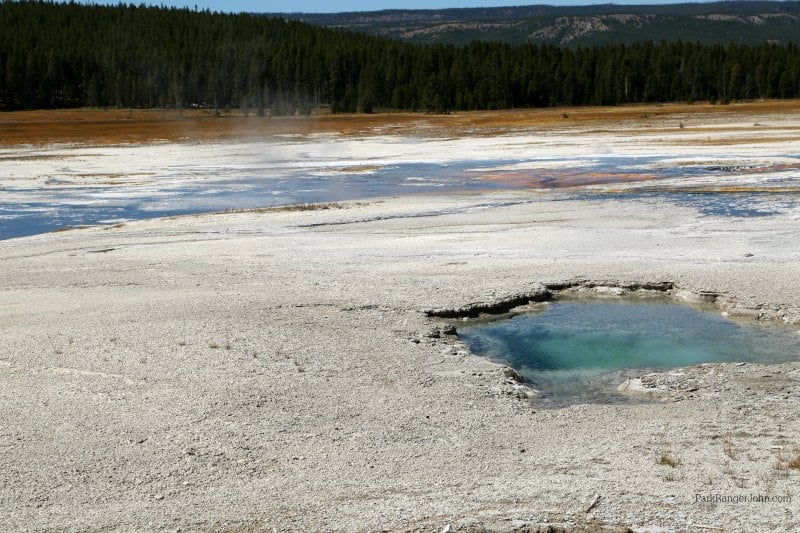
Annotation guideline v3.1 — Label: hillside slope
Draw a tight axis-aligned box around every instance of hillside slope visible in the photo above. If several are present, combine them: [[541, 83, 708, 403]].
[[293, 1, 800, 46], [3, 1, 799, 112]]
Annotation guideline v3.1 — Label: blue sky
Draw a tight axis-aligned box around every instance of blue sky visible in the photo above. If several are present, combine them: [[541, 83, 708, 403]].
[[70, 1, 720, 15]]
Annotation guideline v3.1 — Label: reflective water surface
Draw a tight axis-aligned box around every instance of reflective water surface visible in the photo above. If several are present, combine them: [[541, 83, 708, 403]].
[[2, 137, 799, 240], [458, 300, 800, 407]]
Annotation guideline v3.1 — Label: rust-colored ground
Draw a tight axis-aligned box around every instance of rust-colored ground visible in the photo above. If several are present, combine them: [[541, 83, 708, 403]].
[[2, 100, 800, 146]]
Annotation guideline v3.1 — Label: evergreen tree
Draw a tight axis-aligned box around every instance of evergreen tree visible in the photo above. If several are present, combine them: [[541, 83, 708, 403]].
[[1, 1, 799, 112]]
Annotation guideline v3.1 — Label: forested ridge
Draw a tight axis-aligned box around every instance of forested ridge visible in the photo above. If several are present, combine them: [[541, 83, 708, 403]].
[[298, 2, 800, 47], [2, 1, 800, 113]]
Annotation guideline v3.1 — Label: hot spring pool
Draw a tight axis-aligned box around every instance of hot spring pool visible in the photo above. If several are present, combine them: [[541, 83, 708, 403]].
[[458, 300, 800, 407]]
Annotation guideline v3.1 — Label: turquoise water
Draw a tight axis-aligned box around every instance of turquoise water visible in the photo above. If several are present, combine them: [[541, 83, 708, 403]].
[[458, 301, 800, 406]]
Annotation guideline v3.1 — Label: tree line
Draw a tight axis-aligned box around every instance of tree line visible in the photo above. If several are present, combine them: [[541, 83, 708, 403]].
[[1, 1, 799, 113]]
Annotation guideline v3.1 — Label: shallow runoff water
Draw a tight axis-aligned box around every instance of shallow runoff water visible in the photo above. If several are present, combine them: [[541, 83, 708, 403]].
[[458, 300, 800, 407], [2, 136, 800, 240]]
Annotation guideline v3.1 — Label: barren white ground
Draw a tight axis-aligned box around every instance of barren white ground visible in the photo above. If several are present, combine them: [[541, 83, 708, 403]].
[[2, 115, 800, 532]]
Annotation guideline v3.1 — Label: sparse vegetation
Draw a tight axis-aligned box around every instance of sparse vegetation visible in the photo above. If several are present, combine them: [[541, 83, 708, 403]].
[[723, 432, 737, 460], [773, 463, 789, 479], [657, 425, 681, 468], [773, 450, 789, 478], [723, 462, 735, 476], [658, 451, 681, 468], [772, 447, 798, 471]]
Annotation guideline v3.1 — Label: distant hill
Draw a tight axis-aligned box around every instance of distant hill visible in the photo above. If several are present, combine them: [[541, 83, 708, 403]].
[[292, 1, 800, 46]]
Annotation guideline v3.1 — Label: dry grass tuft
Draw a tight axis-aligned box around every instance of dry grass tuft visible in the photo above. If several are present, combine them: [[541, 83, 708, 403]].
[[771, 449, 791, 478], [658, 452, 681, 468], [656, 425, 681, 468], [723, 432, 737, 460]]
